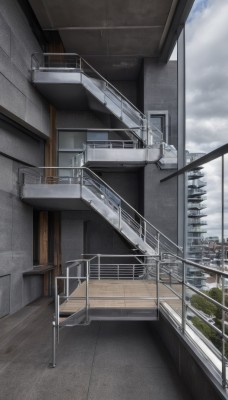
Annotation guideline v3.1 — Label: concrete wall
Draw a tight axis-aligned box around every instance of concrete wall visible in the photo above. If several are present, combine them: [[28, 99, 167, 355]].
[[143, 59, 177, 148], [0, 118, 44, 316], [0, 0, 50, 138], [153, 314, 226, 400], [61, 210, 133, 269], [144, 164, 177, 243], [142, 60, 178, 243]]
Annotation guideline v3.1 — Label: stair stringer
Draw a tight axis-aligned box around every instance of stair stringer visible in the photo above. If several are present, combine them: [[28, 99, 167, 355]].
[[81, 186, 156, 256]]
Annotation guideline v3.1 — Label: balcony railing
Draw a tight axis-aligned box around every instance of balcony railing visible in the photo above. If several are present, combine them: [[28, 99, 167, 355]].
[[86, 140, 137, 149], [50, 251, 228, 389]]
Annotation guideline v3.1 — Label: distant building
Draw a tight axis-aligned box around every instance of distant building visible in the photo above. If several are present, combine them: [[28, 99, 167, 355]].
[[186, 152, 207, 287]]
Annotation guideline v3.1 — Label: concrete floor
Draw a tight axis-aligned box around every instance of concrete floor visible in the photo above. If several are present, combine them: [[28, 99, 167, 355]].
[[0, 298, 193, 400]]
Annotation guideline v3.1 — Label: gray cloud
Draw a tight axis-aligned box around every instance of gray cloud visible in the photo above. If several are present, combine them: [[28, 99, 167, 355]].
[[186, 0, 228, 153]]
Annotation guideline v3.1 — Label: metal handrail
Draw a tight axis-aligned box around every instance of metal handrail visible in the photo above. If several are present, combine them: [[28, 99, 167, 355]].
[[86, 140, 137, 149], [31, 52, 166, 146], [21, 165, 182, 255], [31, 52, 146, 120]]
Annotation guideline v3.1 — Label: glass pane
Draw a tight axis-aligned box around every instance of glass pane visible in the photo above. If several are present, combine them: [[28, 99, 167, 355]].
[[58, 152, 76, 168], [59, 131, 86, 149]]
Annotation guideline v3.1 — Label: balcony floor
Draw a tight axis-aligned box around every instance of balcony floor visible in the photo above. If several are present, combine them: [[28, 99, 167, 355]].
[[0, 297, 193, 400], [60, 279, 181, 317]]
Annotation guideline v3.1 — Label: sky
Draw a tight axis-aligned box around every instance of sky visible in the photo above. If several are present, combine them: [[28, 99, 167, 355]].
[[185, 0, 228, 239], [186, 0, 228, 154]]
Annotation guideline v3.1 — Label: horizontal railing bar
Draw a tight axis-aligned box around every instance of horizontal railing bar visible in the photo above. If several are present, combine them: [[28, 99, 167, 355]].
[[21, 165, 182, 253], [57, 128, 141, 132], [32, 52, 146, 120], [186, 304, 228, 340], [161, 143, 228, 182], [59, 295, 157, 301]]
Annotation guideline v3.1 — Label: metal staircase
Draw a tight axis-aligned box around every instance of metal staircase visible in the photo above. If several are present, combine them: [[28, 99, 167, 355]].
[[31, 53, 162, 146], [21, 166, 182, 257]]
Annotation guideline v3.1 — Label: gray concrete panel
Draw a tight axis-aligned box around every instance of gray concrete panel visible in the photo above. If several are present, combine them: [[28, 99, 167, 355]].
[[0, 119, 44, 166], [11, 197, 33, 254], [0, 156, 13, 193], [10, 272, 23, 314], [101, 171, 140, 211], [61, 210, 132, 266], [144, 164, 177, 242], [0, 151, 43, 314], [56, 111, 106, 129], [0, 274, 10, 318], [0, 73, 27, 120], [144, 59, 178, 147], [0, 12, 11, 57], [0, 251, 13, 275], [22, 276, 43, 306], [61, 215, 84, 268], [0, 1, 50, 138], [0, 190, 13, 252]]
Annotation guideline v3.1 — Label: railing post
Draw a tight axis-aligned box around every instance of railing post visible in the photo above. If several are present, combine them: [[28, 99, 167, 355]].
[[182, 261, 186, 334], [86, 261, 89, 323], [117, 265, 120, 280], [221, 155, 227, 388], [98, 254, 101, 280], [133, 265, 135, 280], [49, 321, 57, 368], [144, 220, 147, 242], [157, 259, 160, 318], [66, 267, 69, 299], [119, 205, 121, 230], [104, 82, 106, 103], [139, 218, 142, 238], [157, 232, 160, 255], [80, 168, 83, 197]]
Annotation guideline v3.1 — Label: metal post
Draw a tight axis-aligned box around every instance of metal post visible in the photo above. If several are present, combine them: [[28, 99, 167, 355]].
[[66, 267, 69, 299], [139, 218, 142, 238], [49, 321, 57, 368], [157, 259, 160, 319], [98, 254, 101, 280], [157, 232, 160, 255], [133, 265, 135, 280], [104, 82, 106, 103], [80, 168, 83, 196], [182, 261, 186, 333], [119, 205, 121, 230], [117, 265, 120, 280], [86, 261, 89, 323], [144, 220, 147, 242], [221, 155, 226, 387]]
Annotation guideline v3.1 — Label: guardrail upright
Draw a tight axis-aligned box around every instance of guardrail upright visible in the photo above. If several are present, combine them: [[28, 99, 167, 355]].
[[86, 260, 89, 323], [181, 260, 186, 334], [156, 258, 160, 318]]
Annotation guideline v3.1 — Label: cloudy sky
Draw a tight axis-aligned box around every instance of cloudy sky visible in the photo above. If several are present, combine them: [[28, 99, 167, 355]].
[[185, 0, 228, 239], [186, 0, 228, 154]]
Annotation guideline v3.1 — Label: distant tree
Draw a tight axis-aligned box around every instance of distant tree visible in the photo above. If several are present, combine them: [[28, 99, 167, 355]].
[[191, 293, 217, 316], [191, 289, 228, 357]]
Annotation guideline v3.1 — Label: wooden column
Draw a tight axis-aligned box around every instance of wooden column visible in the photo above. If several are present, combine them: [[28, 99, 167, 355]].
[[39, 211, 49, 295], [54, 212, 61, 277]]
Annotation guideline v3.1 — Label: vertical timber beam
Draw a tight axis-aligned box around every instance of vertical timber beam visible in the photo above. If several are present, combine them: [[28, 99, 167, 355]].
[[39, 211, 49, 295], [54, 212, 61, 277]]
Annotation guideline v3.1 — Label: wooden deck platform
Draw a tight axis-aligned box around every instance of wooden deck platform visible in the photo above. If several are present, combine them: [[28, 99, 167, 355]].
[[60, 280, 182, 315]]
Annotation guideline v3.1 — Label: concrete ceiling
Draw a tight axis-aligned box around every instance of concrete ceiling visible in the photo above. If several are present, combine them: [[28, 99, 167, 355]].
[[28, 0, 194, 80]]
